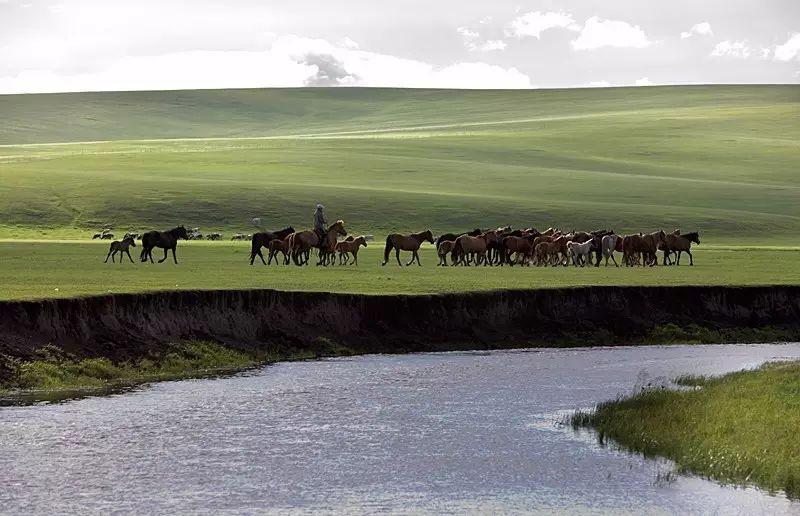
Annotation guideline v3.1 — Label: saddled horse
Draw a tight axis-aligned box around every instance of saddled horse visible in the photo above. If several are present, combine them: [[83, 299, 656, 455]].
[[140, 226, 189, 264], [288, 220, 347, 266], [104, 236, 136, 263], [382, 230, 434, 266], [249, 227, 295, 265]]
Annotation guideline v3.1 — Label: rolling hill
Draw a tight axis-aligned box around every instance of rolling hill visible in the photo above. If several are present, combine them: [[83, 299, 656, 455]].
[[1, 85, 798, 242]]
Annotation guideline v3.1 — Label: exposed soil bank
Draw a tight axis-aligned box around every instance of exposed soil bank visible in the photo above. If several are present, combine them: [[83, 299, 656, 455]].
[[1, 286, 799, 373]]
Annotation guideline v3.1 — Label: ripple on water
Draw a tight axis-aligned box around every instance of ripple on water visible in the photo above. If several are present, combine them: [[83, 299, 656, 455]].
[[1, 343, 799, 515]]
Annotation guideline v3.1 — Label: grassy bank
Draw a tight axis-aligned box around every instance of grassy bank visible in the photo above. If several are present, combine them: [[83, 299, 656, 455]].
[[1, 241, 799, 300], [572, 361, 800, 499], [0, 339, 353, 399]]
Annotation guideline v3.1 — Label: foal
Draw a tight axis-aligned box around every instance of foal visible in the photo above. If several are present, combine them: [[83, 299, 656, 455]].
[[335, 236, 368, 265], [104, 236, 137, 263]]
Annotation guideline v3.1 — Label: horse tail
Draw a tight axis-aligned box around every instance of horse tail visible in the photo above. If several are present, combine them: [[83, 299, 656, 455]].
[[382, 235, 394, 264]]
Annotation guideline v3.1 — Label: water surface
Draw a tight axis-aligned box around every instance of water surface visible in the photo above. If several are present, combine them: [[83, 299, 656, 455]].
[[2, 343, 799, 515]]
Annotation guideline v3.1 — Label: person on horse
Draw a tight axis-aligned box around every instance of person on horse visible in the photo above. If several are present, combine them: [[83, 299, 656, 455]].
[[313, 204, 327, 244]]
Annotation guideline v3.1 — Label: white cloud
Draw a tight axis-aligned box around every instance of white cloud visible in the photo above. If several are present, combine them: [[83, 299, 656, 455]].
[[773, 33, 800, 62], [584, 80, 611, 88], [571, 17, 651, 51], [339, 37, 360, 50], [634, 77, 653, 86], [507, 11, 580, 39], [478, 40, 507, 52], [710, 40, 751, 59], [0, 35, 531, 93], [457, 27, 506, 52], [457, 27, 480, 40], [680, 22, 713, 39]]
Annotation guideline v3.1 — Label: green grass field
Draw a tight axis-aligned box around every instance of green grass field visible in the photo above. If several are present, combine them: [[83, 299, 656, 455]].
[[1, 240, 798, 300], [1, 86, 799, 242], [1, 85, 798, 299], [572, 361, 800, 499]]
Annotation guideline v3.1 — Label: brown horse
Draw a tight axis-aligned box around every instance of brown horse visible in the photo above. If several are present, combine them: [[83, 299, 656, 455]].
[[451, 233, 490, 266], [663, 231, 700, 265], [289, 220, 347, 266], [336, 235, 368, 265], [267, 237, 291, 265], [501, 235, 535, 266], [382, 230, 434, 266]]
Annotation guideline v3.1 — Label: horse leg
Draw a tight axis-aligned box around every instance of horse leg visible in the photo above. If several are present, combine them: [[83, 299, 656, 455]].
[[104, 249, 113, 263], [611, 253, 619, 267], [126, 250, 134, 263], [416, 250, 422, 266], [395, 248, 403, 266], [687, 250, 693, 266], [172, 247, 178, 264]]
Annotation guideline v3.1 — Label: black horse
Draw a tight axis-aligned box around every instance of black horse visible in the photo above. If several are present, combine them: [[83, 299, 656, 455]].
[[249, 227, 295, 265], [140, 226, 189, 264], [435, 228, 482, 250]]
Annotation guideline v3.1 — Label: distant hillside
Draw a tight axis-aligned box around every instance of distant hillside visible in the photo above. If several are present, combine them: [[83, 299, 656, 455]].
[[1, 85, 797, 145], [0, 85, 798, 241]]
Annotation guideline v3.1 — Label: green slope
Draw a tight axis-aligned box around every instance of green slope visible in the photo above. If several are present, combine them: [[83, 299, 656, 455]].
[[0, 85, 798, 242]]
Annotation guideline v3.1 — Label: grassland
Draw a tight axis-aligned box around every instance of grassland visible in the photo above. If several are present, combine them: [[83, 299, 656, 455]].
[[572, 361, 800, 499], [0, 240, 798, 300], [1, 86, 799, 243], [0, 86, 798, 299]]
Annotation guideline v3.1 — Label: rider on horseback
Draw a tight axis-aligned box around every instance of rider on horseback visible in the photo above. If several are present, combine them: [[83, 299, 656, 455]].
[[314, 204, 326, 243]]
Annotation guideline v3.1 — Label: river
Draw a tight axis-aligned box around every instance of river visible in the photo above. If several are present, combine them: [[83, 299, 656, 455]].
[[2, 343, 800, 515]]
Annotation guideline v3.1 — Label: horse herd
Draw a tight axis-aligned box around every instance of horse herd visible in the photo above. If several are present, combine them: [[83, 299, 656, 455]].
[[427, 227, 699, 267], [101, 223, 700, 267]]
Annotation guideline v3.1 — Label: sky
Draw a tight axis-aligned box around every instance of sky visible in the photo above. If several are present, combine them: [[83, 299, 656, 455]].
[[1, 0, 799, 93]]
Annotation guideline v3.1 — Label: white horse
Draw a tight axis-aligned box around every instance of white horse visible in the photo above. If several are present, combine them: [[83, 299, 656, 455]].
[[601, 234, 621, 267], [566, 240, 593, 267]]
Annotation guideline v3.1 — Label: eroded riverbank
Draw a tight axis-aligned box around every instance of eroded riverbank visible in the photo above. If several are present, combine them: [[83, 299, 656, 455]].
[[1, 286, 799, 370]]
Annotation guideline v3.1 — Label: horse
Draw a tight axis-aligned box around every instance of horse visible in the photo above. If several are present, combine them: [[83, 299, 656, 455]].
[[622, 231, 665, 267], [566, 240, 594, 267], [501, 235, 536, 266], [249, 227, 296, 265], [289, 220, 347, 266], [382, 230, 434, 266], [267, 237, 292, 265], [104, 236, 136, 263], [335, 236, 368, 265], [437, 240, 455, 266], [140, 226, 189, 264], [601, 234, 621, 267], [451, 233, 490, 266], [663, 231, 700, 265], [534, 241, 561, 266], [435, 229, 481, 250]]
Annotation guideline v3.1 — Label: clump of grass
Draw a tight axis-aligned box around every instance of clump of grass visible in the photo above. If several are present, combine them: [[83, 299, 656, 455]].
[[646, 324, 798, 345], [2, 339, 359, 395], [572, 361, 800, 499], [5, 341, 269, 392]]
